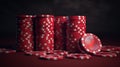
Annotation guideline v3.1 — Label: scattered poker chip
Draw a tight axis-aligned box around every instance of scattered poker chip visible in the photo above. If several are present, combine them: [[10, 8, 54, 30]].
[[52, 50, 68, 56], [66, 53, 91, 59], [101, 46, 116, 52], [4, 50, 16, 54], [112, 47, 120, 53], [25, 51, 46, 56], [80, 33, 102, 54], [0, 48, 6, 52], [0, 48, 16, 54], [102, 46, 120, 54], [39, 54, 64, 60], [94, 52, 117, 57]]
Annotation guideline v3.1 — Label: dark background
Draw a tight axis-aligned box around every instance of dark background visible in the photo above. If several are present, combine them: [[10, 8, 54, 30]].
[[0, 1, 120, 67], [0, 0, 120, 39]]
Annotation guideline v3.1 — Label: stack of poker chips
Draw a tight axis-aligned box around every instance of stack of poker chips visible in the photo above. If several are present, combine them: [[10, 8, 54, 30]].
[[54, 16, 68, 50], [15, 14, 120, 60], [66, 16, 86, 53], [35, 15, 54, 52], [16, 15, 35, 52]]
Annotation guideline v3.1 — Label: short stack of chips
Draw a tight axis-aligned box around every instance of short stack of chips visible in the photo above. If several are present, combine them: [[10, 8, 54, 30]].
[[54, 16, 67, 50], [16, 15, 35, 52]]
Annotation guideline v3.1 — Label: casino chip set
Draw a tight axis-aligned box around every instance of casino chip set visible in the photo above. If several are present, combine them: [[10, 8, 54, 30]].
[[0, 14, 120, 60]]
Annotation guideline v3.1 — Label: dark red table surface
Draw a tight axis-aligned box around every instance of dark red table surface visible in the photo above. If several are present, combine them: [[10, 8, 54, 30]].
[[0, 52, 120, 67], [0, 38, 120, 67]]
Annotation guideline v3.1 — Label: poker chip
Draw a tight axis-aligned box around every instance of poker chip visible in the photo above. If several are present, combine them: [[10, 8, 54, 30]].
[[66, 53, 91, 59], [0, 48, 16, 54], [52, 50, 68, 56], [80, 33, 102, 54], [25, 51, 46, 56], [38, 14, 54, 18], [101, 46, 115, 52], [94, 52, 117, 57], [0, 48, 6, 52], [39, 54, 64, 60], [102, 46, 120, 53], [18, 15, 36, 18]]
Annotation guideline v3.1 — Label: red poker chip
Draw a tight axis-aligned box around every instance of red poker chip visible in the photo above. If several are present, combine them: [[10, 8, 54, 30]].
[[94, 52, 117, 57], [102, 46, 120, 54], [80, 33, 102, 54], [0, 48, 6, 52], [39, 54, 64, 60], [69, 16, 86, 20], [37, 14, 54, 18], [66, 53, 91, 59], [52, 50, 68, 56], [101, 46, 116, 52], [0, 48, 16, 54], [25, 51, 46, 56], [113, 47, 120, 53], [17, 15, 36, 18]]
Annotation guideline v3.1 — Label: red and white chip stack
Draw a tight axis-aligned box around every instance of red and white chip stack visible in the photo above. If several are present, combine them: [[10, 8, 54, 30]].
[[66, 16, 86, 53], [35, 14, 54, 53], [54, 16, 68, 50], [17, 15, 35, 52]]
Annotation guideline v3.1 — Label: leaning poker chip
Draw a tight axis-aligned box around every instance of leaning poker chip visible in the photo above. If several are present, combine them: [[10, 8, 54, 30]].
[[66, 53, 91, 59], [80, 33, 102, 54], [94, 52, 117, 57], [39, 54, 64, 60]]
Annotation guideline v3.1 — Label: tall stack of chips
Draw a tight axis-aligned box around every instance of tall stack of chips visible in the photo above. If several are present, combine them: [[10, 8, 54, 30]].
[[66, 16, 86, 53], [35, 15, 54, 53], [54, 16, 68, 50], [16, 15, 35, 52]]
